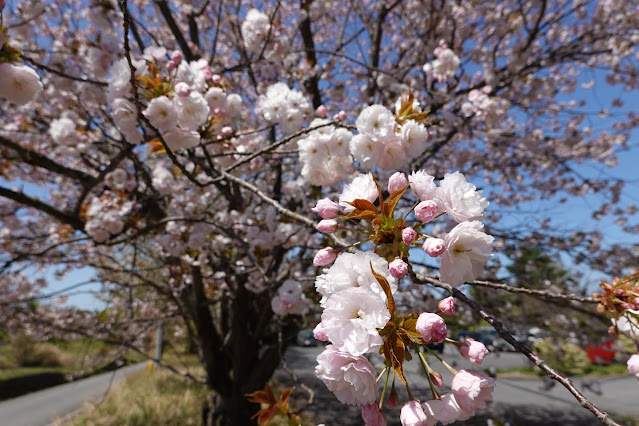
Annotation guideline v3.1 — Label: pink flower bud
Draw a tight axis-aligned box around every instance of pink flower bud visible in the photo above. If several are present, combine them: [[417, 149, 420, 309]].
[[615, 289, 625, 296], [361, 403, 386, 426], [211, 74, 222, 85], [167, 60, 177, 70], [430, 370, 444, 388], [414, 200, 438, 223], [316, 104, 327, 118], [459, 339, 489, 365], [627, 354, 639, 379], [423, 238, 445, 257], [202, 67, 213, 80], [387, 172, 407, 194], [402, 227, 417, 245], [314, 247, 337, 266], [313, 322, 328, 341], [221, 126, 233, 136], [170, 50, 182, 65], [316, 219, 338, 233], [438, 296, 455, 315], [337, 110, 347, 120], [174, 82, 191, 97], [416, 312, 447, 343], [389, 259, 408, 279], [312, 198, 340, 219]]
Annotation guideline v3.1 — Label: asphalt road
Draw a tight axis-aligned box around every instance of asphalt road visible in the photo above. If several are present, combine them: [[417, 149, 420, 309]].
[[278, 346, 639, 426], [0, 362, 146, 426]]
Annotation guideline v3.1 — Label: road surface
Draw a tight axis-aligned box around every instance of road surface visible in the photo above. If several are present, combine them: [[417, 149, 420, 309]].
[[279, 346, 639, 425], [0, 362, 146, 426]]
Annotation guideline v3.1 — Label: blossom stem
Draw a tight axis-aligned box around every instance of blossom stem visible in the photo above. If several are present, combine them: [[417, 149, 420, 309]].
[[402, 200, 420, 220], [378, 367, 391, 410], [418, 350, 440, 399], [427, 346, 458, 375]]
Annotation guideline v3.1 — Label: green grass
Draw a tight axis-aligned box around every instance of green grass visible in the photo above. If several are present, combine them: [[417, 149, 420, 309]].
[[58, 354, 209, 426]]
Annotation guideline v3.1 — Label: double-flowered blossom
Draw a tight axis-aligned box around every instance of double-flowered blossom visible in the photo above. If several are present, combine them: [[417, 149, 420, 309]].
[[422, 393, 472, 425], [339, 173, 378, 213], [437, 172, 489, 223], [361, 403, 386, 426], [451, 370, 495, 412], [314, 345, 378, 405], [416, 312, 448, 343], [257, 82, 310, 133], [400, 400, 430, 426], [0, 63, 43, 105], [241, 9, 271, 54], [314, 252, 397, 307], [440, 221, 494, 287], [320, 287, 390, 355]]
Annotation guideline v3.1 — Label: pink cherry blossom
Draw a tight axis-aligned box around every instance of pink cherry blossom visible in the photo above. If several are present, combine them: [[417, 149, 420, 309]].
[[314, 247, 337, 266], [402, 227, 417, 245], [459, 339, 489, 364], [314, 345, 378, 406], [389, 259, 408, 279], [416, 313, 447, 343], [316, 219, 338, 233], [423, 238, 446, 257], [451, 370, 495, 411], [440, 221, 493, 287], [438, 296, 455, 315], [362, 403, 386, 426], [414, 200, 439, 223], [312, 198, 340, 219], [400, 400, 429, 426], [388, 172, 408, 194]]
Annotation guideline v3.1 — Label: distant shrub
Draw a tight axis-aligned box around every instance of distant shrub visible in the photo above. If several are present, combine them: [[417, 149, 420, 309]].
[[0, 354, 16, 369], [12, 335, 67, 367], [533, 338, 591, 376]]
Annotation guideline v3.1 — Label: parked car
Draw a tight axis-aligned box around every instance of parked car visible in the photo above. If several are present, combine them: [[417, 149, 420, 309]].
[[427, 342, 444, 353], [296, 329, 318, 347], [584, 330, 617, 365]]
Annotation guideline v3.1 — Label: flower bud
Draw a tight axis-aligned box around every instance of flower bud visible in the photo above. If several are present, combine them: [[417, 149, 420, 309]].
[[174, 82, 191, 97], [167, 60, 177, 70], [211, 74, 222, 85], [316, 104, 327, 118], [423, 238, 445, 257], [459, 339, 489, 365], [414, 200, 438, 223], [337, 110, 347, 120], [312, 198, 340, 219], [402, 227, 417, 245], [387, 383, 399, 408], [221, 126, 233, 136], [316, 219, 338, 234], [429, 370, 444, 388], [416, 312, 447, 343], [314, 247, 337, 266], [389, 259, 408, 279], [170, 50, 183, 65], [388, 172, 407, 194], [438, 296, 455, 315], [627, 354, 639, 380]]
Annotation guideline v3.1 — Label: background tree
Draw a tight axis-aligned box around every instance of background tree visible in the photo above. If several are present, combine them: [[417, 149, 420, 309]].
[[0, 0, 638, 424]]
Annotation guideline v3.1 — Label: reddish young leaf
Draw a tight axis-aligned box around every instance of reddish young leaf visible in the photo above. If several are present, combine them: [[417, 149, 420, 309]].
[[370, 262, 396, 316], [347, 198, 378, 213]]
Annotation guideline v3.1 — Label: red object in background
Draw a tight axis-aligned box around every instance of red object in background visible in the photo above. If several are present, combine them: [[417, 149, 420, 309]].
[[585, 340, 616, 365]]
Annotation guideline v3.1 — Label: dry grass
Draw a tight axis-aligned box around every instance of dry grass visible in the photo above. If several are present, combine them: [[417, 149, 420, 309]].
[[60, 357, 208, 426]]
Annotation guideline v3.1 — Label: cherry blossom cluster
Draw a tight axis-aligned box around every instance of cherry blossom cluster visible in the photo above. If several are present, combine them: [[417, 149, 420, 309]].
[[313, 170, 493, 287], [84, 192, 135, 243], [350, 96, 432, 171], [308, 170, 496, 424], [461, 87, 510, 125], [422, 41, 460, 83], [270, 279, 311, 316], [256, 82, 311, 133], [107, 47, 242, 150]]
